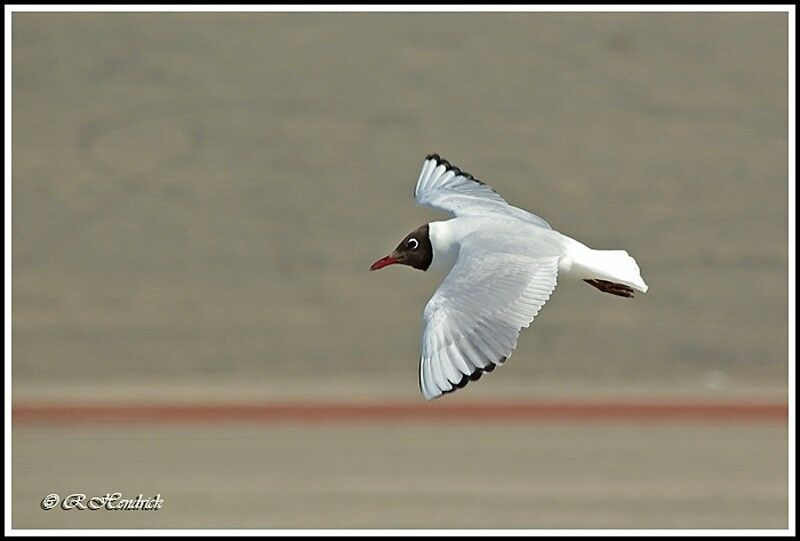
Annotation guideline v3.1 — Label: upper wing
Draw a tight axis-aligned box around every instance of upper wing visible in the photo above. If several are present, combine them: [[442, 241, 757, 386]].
[[414, 154, 552, 229], [419, 234, 560, 400]]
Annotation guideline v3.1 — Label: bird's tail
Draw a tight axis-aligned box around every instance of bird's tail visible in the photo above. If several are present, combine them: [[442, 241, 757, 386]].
[[567, 244, 648, 294]]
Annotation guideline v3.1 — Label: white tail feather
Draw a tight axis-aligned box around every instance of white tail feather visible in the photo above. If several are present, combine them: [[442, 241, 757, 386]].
[[564, 243, 648, 293]]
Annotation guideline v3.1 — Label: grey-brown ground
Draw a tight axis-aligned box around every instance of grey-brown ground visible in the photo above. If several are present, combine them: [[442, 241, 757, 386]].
[[13, 425, 788, 529]]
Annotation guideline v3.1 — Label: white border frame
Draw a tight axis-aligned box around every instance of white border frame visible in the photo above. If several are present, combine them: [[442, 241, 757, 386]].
[[4, 4, 795, 537]]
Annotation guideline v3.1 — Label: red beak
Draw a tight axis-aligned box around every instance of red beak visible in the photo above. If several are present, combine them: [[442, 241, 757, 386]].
[[370, 254, 399, 271]]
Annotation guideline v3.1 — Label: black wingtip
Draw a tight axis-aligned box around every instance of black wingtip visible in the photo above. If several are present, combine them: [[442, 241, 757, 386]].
[[425, 153, 454, 171], [423, 154, 492, 189], [440, 358, 506, 397]]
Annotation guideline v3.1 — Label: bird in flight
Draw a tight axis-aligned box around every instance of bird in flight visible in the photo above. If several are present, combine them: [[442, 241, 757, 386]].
[[371, 154, 648, 400]]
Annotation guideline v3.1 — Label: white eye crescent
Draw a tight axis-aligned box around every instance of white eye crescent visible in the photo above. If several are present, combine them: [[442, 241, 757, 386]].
[[408, 238, 419, 250]]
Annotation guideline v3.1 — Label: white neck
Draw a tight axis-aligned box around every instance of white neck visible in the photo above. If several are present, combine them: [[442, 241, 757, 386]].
[[427, 221, 459, 274]]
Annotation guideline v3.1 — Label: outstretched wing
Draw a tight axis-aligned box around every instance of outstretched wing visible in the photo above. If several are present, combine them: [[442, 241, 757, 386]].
[[419, 234, 560, 400], [414, 154, 552, 229]]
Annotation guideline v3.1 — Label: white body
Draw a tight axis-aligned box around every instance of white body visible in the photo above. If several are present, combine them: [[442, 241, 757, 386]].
[[408, 155, 648, 399], [429, 218, 648, 293]]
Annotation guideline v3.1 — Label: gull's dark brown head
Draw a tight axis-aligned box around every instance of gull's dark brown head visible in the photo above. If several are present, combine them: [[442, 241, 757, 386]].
[[370, 224, 433, 272]]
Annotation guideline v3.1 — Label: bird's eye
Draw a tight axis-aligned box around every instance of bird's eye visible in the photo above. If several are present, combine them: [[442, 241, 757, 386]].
[[408, 238, 419, 250]]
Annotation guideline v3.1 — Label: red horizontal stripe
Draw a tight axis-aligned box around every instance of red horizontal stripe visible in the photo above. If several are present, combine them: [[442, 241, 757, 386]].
[[12, 400, 788, 426]]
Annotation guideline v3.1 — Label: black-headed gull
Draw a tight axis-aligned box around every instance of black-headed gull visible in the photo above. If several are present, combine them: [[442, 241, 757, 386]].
[[371, 154, 648, 400]]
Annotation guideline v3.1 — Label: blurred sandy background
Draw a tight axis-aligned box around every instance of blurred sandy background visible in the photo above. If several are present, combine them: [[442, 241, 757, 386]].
[[11, 12, 789, 529]]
